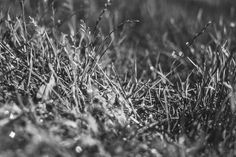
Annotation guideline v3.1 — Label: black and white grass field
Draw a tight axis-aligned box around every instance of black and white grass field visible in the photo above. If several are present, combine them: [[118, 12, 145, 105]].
[[0, 0, 236, 156]]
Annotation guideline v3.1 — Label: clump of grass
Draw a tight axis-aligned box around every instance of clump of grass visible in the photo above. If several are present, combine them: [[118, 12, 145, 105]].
[[1, 0, 236, 157]]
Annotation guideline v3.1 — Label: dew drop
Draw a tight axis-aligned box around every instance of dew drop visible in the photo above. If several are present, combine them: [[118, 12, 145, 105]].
[[9, 113, 15, 120], [9, 131, 16, 138], [230, 22, 236, 28], [39, 118, 44, 123], [172, 51, 177, 58], [150, 66, 154, 71], [186, 42, 190, 46], [178, 51, 183, 57], [75, 146, 82, 153]]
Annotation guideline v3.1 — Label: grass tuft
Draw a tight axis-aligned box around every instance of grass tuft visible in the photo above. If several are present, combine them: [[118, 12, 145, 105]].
[[1, 0, 236, 156]]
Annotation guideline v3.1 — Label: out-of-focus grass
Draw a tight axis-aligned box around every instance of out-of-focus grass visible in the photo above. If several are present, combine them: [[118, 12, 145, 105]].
[[1, 0, 236, 157]]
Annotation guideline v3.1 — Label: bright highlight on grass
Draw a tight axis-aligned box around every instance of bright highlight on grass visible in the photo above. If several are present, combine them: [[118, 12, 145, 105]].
[[9, 131, 16, 138]]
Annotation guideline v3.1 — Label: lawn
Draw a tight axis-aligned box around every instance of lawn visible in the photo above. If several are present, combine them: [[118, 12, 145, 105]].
[[0, 0, 236, 156]]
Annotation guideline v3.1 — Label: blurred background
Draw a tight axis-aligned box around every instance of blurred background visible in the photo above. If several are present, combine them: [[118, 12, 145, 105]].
[[1, 0, 235, 32], [0, 0, 236, 75]]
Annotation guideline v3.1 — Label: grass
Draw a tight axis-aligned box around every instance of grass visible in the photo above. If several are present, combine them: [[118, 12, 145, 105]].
[[0, 0, 236, 156]]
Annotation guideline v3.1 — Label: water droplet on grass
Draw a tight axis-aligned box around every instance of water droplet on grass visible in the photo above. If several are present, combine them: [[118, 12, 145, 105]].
[[9, 131, 15, 138], [75, 146, 82, 153], [172, 51, 177, 58], [230, 22, 236, 28], [186, 42, 190, 46], [9, 113, 15, 119], [39, 119, 44, 123]]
